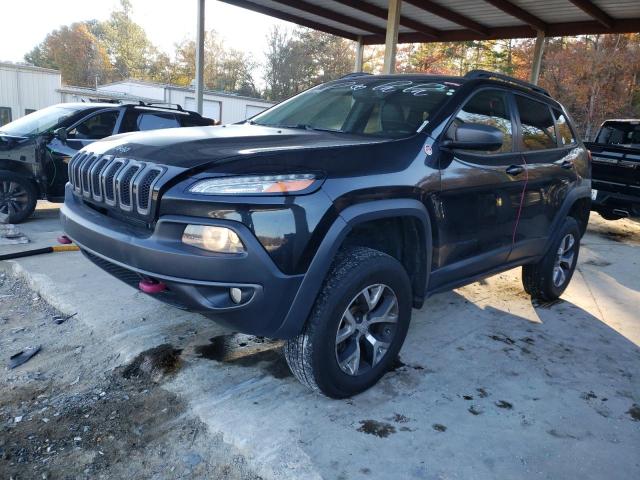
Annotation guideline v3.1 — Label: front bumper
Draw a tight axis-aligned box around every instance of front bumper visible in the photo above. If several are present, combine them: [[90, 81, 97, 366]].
[[60, 186, 304, 337]]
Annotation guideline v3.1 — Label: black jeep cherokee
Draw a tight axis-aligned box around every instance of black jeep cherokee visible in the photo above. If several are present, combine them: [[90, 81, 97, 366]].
[[61, 71, 591, 397]]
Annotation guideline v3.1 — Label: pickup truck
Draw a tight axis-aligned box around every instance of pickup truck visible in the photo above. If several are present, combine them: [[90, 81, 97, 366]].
[[585, 119, 640, 220]]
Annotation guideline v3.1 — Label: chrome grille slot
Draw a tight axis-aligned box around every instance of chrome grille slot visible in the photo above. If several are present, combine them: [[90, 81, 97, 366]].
[[72, 153, 89, 193], [135, 168, 162, 214], [116, 163, 142, 211], [103, 159, 126, 205], [90, 156, 111, 201], [81, 155, 99, 197], [69, 153, 164, 218]]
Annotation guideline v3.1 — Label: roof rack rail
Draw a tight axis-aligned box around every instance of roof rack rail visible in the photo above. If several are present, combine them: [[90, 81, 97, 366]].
[[136, 101, 184, 112], [339, 72, 372, 79], [464, 70, 550, 97]]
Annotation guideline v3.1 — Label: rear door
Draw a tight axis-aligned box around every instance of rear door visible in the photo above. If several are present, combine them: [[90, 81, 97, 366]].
[[434, 88, 526, 285], [509, 95, 579, 261]]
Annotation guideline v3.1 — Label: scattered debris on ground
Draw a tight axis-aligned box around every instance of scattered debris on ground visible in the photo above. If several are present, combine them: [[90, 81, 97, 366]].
[[0, 272, 260, 480]]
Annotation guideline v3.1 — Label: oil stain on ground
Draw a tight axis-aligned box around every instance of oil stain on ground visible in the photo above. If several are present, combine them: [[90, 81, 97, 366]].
[[195, 333, 291, 378], [627, 404, 640, 421], [121, 344, 182, 382], [357, 420, 396, 438]]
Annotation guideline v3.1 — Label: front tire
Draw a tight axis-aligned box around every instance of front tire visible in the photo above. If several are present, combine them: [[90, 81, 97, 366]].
[[522, 216, 581, 301], [0, 171, 37, 224], [284, 246, 412, 398]]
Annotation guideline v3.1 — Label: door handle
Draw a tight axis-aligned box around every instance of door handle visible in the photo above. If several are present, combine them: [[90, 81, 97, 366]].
[[506, 165, 524, 176], [560, 160, 574, 169]]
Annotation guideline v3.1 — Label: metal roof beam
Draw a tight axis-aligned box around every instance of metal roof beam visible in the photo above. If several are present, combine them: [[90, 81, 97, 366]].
[[269, 0, 386, 35], [482, 0, 547, 32], [403, 0, 489, 36], [219, 0, 359, 40], [359, 18, 640, 44], [568, 0, 615, 29], [336, 0, 440, 39]]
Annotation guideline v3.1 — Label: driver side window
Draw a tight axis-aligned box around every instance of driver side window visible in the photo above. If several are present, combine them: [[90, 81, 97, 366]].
[[448, 89, 513, 154], [68, 111, 119, 140]]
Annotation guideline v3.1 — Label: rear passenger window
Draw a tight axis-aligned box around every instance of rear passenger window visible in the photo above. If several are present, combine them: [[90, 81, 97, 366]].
[[553, 109, 576, 146], [516, 96, 557, 150], [449, 89, 513, 153], [137, 113, 180, 131]]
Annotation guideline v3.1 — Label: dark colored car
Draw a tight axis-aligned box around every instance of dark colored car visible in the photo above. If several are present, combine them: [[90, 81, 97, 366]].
[[61, 71, 591, 397], [585, 119, 640, 220], [0, 102, 212, 223]]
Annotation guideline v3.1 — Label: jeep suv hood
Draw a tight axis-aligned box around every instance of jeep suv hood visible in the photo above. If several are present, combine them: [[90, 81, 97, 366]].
[[84, 124, 391, 169]]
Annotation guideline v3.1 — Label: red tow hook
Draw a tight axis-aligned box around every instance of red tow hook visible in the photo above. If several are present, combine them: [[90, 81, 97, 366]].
[[57, 235, 73, 244], [139, 278, 167, 294]]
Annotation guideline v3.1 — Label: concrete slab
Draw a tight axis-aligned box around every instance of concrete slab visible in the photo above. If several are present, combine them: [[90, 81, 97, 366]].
[[1, 208, 639, 480]]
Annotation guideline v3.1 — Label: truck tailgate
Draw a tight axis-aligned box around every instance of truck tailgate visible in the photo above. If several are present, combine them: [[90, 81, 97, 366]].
[[585, 142, 640, 195]]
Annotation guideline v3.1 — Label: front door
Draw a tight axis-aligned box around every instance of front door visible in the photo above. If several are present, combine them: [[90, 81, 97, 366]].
[[432, 89, 526, 288], [46, 109, 121, 196]]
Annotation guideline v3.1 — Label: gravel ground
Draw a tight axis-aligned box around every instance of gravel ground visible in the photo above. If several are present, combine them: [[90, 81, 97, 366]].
[[0, 274, 260, 480]]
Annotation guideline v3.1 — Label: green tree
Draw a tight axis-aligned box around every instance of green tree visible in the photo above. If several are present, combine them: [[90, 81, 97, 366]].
[[98, 0, 157, 79], [263, 27, 355, 101]]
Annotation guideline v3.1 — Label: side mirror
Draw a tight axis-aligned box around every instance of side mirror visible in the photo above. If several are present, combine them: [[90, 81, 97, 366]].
[[442, 123, 503, 151], [53, 127, 67, 142]]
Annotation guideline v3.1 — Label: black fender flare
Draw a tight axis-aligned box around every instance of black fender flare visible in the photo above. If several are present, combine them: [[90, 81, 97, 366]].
[[543, 185, 592, 255], [273, 198, 432, 338]]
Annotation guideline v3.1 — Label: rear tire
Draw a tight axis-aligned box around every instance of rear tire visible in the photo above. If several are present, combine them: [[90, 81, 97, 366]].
[[522, 216, 580, 301], [284, 246, 412, 398], [0, 171, 37, 224]]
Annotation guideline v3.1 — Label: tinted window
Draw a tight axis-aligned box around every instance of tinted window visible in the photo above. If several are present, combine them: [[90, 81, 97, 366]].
[[0, 107, 11, 126], [68, 110, 119, 140], [448, 89, 513, 153], [516, 96, 557, 150], [553, 109, 576, 146], [596, 121, 640, 147], [137, 112, 180, 131], [180, 114, 209, 127]]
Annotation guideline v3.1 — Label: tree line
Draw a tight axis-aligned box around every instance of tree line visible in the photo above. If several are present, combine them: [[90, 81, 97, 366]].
[[24, 0, 639, 139]]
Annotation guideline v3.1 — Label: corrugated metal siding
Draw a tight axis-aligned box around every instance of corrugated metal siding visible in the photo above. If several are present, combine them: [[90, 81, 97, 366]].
[[257, 0, 373, 35], [0, 64, 61, 123], [593, 0, 640, 18], [510, 0, 592, 23]]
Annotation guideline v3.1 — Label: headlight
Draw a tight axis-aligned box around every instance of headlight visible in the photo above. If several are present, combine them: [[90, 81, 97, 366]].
[[188, 174, 316, 195], [182, 225, 245, 253]]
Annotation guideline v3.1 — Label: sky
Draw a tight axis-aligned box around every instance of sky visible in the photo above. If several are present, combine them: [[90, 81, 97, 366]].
[[0, 0, 290, 77]]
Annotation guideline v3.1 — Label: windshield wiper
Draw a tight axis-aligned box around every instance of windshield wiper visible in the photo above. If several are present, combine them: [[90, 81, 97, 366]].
[[261, 123, 343, 133]]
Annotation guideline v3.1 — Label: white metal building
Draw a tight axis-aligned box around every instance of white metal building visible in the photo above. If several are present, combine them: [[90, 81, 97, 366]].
[[0, 62, 62, 126], [92, 80, 273, 124], [0, 63, 273, 127]]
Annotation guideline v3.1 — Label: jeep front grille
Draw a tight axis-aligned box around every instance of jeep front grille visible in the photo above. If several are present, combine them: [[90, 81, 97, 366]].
[[68, 153, 164, 217]]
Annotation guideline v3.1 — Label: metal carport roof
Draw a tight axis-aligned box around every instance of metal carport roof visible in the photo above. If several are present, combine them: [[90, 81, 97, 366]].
[[218, 0, 640, 43], [191, 1, 640, 113]]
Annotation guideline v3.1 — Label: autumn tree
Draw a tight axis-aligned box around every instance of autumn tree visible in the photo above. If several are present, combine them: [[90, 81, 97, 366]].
[[25, 22, 112, 87]]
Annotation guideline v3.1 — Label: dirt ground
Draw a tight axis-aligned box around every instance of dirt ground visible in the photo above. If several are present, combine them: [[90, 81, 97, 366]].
[[0, 274, 260, 480]]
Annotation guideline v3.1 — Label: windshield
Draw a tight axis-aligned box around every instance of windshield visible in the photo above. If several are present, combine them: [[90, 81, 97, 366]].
[[0, 105, 84, 137], [252, 78, 458, 138], [596, 121, 640, 147]]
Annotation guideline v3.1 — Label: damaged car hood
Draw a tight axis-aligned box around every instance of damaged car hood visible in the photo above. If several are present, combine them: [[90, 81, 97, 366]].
[[81, 124, 392, 169]]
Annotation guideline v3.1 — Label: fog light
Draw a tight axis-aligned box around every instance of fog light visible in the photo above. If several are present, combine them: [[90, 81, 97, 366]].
[[230, 287, 242, 304], [182, 225, 245, 253]]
